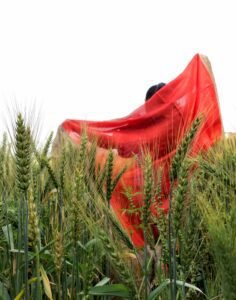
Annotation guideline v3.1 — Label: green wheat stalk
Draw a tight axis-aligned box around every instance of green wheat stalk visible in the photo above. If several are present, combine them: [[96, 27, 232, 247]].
[[15, 114, 32, 298]]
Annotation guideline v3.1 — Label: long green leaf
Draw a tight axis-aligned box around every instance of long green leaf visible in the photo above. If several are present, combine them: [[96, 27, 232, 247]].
[[95, 277, 110, 287], [148, 279, 170, 300], [89, 284, 130, 297], [85, 238, 99, 249], [148, 279, 206, 299], [2, 224, 14, 250], [0, 281, 10, 300], [175, 280, 206, 296]]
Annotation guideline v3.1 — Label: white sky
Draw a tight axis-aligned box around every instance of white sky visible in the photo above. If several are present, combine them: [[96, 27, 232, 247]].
[[0, 0, 236, 143]]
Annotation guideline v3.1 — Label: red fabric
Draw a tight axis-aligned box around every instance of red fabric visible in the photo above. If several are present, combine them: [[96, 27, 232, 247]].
[[61, 54, 223, 247]]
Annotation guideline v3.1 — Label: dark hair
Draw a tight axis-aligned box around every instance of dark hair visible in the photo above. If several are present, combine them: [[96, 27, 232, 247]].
[[145, 82, 166, 102]]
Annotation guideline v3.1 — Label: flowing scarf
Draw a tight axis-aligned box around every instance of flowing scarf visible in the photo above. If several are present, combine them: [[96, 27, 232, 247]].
[[59, 54, 223, 247]]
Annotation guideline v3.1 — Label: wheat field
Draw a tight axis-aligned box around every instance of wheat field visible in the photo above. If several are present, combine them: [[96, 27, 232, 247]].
[[0, 114, 235, 300]]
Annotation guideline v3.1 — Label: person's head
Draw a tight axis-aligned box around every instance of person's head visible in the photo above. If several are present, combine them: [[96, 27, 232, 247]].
[[145, 82, 166, 102]]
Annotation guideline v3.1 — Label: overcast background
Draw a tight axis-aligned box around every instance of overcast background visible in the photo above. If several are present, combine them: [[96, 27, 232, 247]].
[[0, 0, 235, 143]]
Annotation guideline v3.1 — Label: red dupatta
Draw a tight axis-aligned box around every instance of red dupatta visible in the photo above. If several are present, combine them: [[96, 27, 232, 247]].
[[60, 54, 223, 247]]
